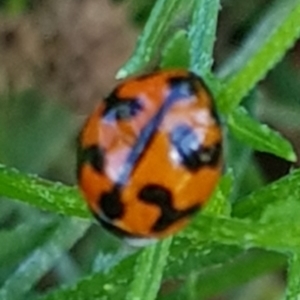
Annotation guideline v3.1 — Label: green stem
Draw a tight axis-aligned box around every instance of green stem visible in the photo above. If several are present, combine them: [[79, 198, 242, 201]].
[[285, 253, 300, 300], [126, 238, 172, 300], [189, 0, 220, 74], [0, 165, 88, 219]]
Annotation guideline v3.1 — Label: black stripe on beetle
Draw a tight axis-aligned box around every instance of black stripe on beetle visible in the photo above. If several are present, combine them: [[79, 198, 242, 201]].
[[115, 77, 197, 186], [102, 92, 143, 121], [138, 184, 200, 232], [77, 144, 105, 179], [167, 75, 198, 100]]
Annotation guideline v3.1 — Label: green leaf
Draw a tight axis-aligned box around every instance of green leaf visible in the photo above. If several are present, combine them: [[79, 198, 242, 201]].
[[126, 238, 172, 300], [167, 240, 242, 279], [202, 170, 233, 217], [161, 30, 190, 69], [225, 129, 259, 199], [232, 169, 300, 220], [217, 0, 300, 113], [0, 218, 56, 267], [227, 106, 296, 162], [0, 165, 89, 218], [189, 0, 220, 74], [262, 197, 300, 225], [163, 250, 285, 300], [186, 214, 300, 253], [116, 0, 184, 78], [286, 253, 300, 300], [0, 219, 89, 300], [41, 252, 138, 300]]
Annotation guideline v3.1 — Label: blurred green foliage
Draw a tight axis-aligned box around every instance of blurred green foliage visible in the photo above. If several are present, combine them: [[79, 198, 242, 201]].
[[0, 0, 37, 14]]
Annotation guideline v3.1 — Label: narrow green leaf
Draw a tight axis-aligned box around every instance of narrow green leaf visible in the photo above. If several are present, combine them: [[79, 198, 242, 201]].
[[0, 165, 89, 218], [225, 128, 258, 199], [186, 214, 300, 253], [217, 0, 300, 113], [218, 1, 295, 78], [232, 169, 300, 219], [234, 158, 265, 199], [259, 198, 300, 237], [161, 30, 190, 69], [163, 250, 285, 300], [0, 219, 89, 300], [126, 238, 172, 300], [42, 241, 171, 300], [0, 218, 56, 266], [286, 253, 300, 300], [42, 252, 138, 300], [228, 106, 296, 162], [116, 0, 183, 79], [203, 170, 233, 216], [189, 0, 220, 74], [167, 240, 242, 279]]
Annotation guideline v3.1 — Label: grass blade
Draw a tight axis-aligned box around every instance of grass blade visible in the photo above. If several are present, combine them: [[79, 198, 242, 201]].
[[217, 0, 300, 113], [116, 0, 183, 79], [232, 169, 300, 219], [0, 165, 88, 218], [126, 238, 172, 300], [41, 253, 138, 300], [0, 219, 89, 300], [286, 253, 300, 299], [203, 171, 233, 216], [189, 0, 220, 74], [228, 106, 296, 162], [161, 30, 190, 69]]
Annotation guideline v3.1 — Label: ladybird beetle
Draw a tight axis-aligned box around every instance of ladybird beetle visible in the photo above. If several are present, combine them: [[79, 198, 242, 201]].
[[77, 69, 222, 245]]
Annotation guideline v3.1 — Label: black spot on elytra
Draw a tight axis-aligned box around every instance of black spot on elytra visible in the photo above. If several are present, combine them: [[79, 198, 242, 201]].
[[77, 145, 104, 179], [169, 124, 222, 172], [102, 92, 143, 121], [138, 184, 200, 232], [167, 75, 197, 99], [99, 186, 124, 220], [199, 142, 222, 167]]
